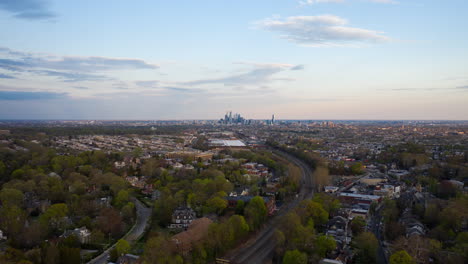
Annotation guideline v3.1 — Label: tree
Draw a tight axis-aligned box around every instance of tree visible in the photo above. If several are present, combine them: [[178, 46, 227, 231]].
[[0, 205, 26, 239], [350, 162, 364, 175], [390, 250, 415, 264], [0, 160, 6, 177], [353, 232, 378, 264], [204, 196, 227, 215], [313, 166, 330, 190], [235, 200, 245, 215], [97, 207, 123, 238], [228, 215, 249, 243], [121, 202, 135, 224], [312, 193, 340, 215], [283, 250, 307, 264], [382, 199, 399, 223], [143, 236, 182, 264], [141, 159, 162, 178], [115, 239, 130, 257], [350, 216, 366, 235], [0, 188, 24, 207], [385, 221, 405, 241], [114, 189, 129, 208], [90, 230, 106, 245], [277, 212, 315, 253], [315, 235, 336, 258], [59, 247, 80, 264], [44, 243, 60, 264], [39, 203, 69, 234], [244, 196, 267, 230], [133, 147, 143, 158], [297, 200, 329, 227]]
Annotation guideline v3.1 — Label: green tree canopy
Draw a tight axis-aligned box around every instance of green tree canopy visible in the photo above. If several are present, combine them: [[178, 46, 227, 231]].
[[244, 196, 267, 230], [283, 250, 307, 264], [0, 188, 24, 207], [115, 239, 130, 257], [315, 235, 336, 258], [353, 232, 378, 264], [390, 250, 415, 264]]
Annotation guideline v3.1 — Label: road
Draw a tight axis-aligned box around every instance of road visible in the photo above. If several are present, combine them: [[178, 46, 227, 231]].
[[225, 150, 315, 264], [369, 211, 388, 264], [87, 198, 152, 264]]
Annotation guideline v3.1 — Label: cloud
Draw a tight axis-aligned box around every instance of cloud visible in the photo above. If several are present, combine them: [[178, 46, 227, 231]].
[[163, 87, 200, 93], [22, 56, 159, 72], [0, 47, 159, 82], [0, 73, 15, 79], [300, 0, 345, 4], [0, 47, 159, 72], [135, 80, 159, 88], [383, 86, 468, 92], [300, 0, 397, 5], [256, 15, 390, 46], [184, 63, 302, 87], [0, 0, 56, 20], [291, 64, 305, 71], [73, 86, 89, 90], [0, 58, 30, 71], [0, 90, 66, 100], [368, 0, 397, 3], [36, 70, 110, 82]]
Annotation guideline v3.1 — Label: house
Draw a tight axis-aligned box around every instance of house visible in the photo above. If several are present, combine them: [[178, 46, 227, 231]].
[[173, 163, 184, 170], [324, 186, 339, 193], [96, 197, 112, 207], [400, 209, 425, 237], [0, 229, 6, 240], [117, 254, 140, 264], [172, 217, 213, 255], [326, 216, 351, 247], [338, 192, 381, 205], [319, 259, 344, 264], [168, 207, 196, 229], [349, 209, 368, 220], [61, 227, 91, 244], [114, 161, 126, 169], [24, 193, 51, 214]]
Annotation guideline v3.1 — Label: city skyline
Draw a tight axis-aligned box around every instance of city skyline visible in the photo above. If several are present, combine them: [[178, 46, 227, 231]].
[[0, 0, 467, 120]]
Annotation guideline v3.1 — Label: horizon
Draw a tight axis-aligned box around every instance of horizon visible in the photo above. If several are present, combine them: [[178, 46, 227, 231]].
[[1, 0, 467, 119], [1, 118, 467, 122]]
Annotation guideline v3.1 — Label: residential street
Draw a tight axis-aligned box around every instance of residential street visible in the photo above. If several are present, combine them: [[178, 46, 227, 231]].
[[87, 199, 152, 264]]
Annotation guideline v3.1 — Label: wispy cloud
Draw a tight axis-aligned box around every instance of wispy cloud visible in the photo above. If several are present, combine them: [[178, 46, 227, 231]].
[[382, 86, 468, 92], [0, 90, 66, 100], [0, 47, 159, 82], [0, 0, 56, 20], [35, 70, 110, 82], [256, 15, 390, 47], [135, 80, 159, 88], [300, 0, 397, 5], [163, 86, 201, 93], [0, 73, 16, 79], [184, 63, 302, 86]]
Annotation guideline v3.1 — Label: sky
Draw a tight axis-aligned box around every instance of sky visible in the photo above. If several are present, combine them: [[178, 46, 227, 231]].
[[0, 0, 467, 120]]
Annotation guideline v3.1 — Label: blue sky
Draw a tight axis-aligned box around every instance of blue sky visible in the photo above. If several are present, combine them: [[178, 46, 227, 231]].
[[0, 0, 467, 120]]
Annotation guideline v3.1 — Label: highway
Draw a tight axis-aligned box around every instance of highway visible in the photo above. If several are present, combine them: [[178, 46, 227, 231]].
[[87, 198, 152, 264], [225, 150, 315, 264]]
